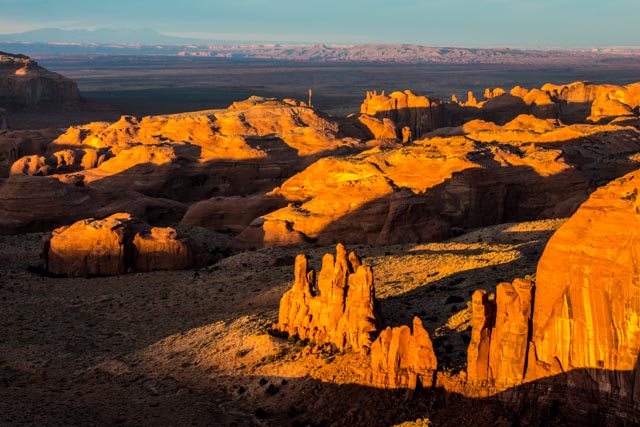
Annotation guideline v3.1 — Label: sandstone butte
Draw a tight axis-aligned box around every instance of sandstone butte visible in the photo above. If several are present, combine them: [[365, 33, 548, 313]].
[[0, 51, 81, 108], [275, 243, 438, 390], [226, 113, 640, 249], [44, 212, 207, 277], [464, 168, 640, 407]]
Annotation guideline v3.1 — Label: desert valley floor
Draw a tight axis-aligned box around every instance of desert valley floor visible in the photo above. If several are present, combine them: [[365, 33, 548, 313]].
[[1, 219, 563, 426]]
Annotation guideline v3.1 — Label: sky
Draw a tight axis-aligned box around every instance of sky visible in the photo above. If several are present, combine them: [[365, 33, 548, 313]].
[[0, 0, 639, 47]]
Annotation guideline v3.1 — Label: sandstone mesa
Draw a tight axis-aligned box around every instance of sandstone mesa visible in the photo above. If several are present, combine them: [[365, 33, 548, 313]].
[[45, 212, 207, 277]]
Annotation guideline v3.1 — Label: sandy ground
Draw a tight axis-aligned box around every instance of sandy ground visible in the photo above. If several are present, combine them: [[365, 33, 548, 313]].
[[0, 219, 564, 427]]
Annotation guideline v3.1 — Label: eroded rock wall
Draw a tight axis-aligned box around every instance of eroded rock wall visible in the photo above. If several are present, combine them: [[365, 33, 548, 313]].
[[45, 213, 206, 276]]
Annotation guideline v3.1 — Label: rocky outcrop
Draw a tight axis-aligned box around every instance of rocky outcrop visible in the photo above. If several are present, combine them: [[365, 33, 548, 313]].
[[528, 170, 640, 397], [466, 290, 494, 382], [441, 81, 640, 127], [229, 113, 640, 249], [34, 98, 368, 199], [2, 97, 378, 234], [360, 90, 439, 138], [275, 244, 383, 352], [275, 243, 438, 390], [466, 279, 534, 385], [465, 169, 640, 402], [0, 128, 62, 177], [44, 213, 206, 277], [0, 52, 82, 108], [369, 316, 437, 389]]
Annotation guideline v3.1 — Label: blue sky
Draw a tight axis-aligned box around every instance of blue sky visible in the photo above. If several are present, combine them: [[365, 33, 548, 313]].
[[0, 0, 639, 46]]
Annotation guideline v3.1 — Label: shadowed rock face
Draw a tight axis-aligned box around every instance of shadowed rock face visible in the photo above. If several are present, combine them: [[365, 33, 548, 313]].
[[0, 107, 6, 129], [44, 213, 207, 277], [275, 243, 383, 352], [0, 52, 82, 108]]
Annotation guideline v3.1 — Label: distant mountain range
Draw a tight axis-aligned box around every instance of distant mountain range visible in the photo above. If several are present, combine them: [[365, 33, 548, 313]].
[[0, 28, 208, 45], [1, 28, 639, 65]]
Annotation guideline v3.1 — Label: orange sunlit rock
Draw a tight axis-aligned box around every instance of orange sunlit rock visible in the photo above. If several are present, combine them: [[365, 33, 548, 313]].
[[528, 169, 640, 396], [369, 316, 437, 389], [45, 213, 207, 277], [229, 112, 640, 248], [275, 244, 383, 352]]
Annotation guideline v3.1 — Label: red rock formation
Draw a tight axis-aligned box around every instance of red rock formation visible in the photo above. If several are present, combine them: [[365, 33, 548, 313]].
[[36, 97, 369, 200], [369, 317, 438, 389], [9, 155, 49, 176], [528, 170, 640, 397], [488, 279, 534, 384], [230, 112, 640, 248], [0, 52, 81, 108], [275, 244, 382, 352], [360, 90, 438, 138], [0, 175, 186, 235], [0, 128, 62, 177], [45, 213, 206, 277], [466, 290, 493, 382], [465, 170, 640, 401], [275, 244, 437, 390], [466, 279, 534, 385]]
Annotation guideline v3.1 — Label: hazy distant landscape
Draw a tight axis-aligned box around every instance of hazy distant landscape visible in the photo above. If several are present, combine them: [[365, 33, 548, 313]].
[[32, 54, 640, 117]]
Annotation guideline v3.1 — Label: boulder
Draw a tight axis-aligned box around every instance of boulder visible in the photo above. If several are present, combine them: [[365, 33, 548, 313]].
[[45, 213, 206, 277]]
